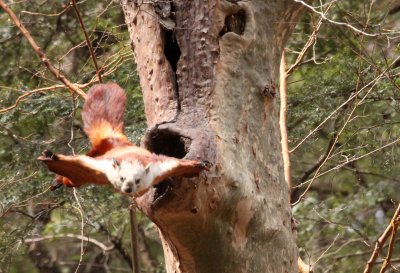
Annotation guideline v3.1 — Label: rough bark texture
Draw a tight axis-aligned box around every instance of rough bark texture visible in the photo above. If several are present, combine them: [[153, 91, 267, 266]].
[[120, 1, 303, 272]]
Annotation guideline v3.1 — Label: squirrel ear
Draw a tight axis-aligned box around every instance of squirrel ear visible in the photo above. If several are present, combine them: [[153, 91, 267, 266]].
[[112, 158, 121, 169], [145, 163, 152, 174]]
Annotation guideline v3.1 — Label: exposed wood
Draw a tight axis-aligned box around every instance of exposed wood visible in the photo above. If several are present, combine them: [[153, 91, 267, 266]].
[[280, 50, 291, 190]]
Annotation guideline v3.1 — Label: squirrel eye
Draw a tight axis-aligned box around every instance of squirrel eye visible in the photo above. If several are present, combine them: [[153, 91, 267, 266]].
[[135, 179, 140, 185]]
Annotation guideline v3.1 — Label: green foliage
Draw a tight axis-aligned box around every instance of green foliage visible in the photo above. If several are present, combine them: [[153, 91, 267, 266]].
[[1, 0, 399, 272], [0, 1, 160, 273], [287, 1, 400, 272]]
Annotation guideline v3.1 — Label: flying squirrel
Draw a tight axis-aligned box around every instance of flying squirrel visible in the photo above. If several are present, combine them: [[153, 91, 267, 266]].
[[38, 83, 210, 197]]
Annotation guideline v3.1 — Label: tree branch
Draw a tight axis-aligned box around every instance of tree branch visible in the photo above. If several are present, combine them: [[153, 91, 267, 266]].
[[0, 0, 86, 99], [363, 203, 400, 273], [71, 0, 103, 83], [292, 0, 396, 37], [25, 234, 115, 252], [129, 205, 140, 273], [286, 4, 332, 76]]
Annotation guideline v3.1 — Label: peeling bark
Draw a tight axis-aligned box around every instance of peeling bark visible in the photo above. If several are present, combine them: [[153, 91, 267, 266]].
[[120, 0, 303, 272]]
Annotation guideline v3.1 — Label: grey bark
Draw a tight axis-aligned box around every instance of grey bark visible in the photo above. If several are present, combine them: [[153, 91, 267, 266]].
[[120, 1, 303, 272]]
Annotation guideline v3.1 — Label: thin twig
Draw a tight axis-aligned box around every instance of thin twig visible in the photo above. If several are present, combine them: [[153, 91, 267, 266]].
[[292, 0, 397, 37], [0, 0, 86, 98], [21, 3, 73, 17], [286, 4, 332, 75], [71, 0, 103, 83], [313, 233, 341, 265], [294, 137, 400, 191], [67, 86, 86, 273], [73, 189, 86, 273], [378, 205, 400, 273], [292, 75, 376, 206], [290, 52, 400, 153], [25, 234, 114, 251], [0, 85, 61, 114], [0, 186, 52, 218], [364, 204, 400, 273], [0, 83, 95, 114]]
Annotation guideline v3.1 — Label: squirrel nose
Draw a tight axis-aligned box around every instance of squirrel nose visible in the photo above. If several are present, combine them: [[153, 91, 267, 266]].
[[122, 184, 133, 194]]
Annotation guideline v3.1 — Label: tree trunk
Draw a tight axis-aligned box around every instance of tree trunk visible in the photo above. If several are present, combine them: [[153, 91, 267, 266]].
[[120, 1, 303, 272]]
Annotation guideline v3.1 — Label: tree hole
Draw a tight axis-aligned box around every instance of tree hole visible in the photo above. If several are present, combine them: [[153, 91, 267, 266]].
[[219, 9, 246, 37], [146, 129, 190, 159], [164, 30, 181, 73]]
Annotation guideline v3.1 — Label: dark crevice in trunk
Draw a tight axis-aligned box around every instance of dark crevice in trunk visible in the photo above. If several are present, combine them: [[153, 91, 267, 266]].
[[163, 29, 181, 112], [152, 178, 173, 207], [164, 30, 180, 72], [219, 9, 247, 37]]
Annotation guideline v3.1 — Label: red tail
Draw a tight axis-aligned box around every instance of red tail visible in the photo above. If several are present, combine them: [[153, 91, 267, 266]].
[[38, 83, 210, 192], [82, 83, 131, 157], [48, 83, 132, 189]]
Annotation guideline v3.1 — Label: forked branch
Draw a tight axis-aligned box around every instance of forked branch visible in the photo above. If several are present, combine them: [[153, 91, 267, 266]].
[[363, 204, 400, 273]]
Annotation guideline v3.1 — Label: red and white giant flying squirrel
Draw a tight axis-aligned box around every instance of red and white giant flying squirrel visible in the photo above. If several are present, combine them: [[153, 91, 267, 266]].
[[38, 83, 209, 197]]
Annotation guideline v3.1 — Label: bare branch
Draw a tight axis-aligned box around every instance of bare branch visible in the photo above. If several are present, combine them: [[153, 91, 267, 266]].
[[0, 0, 87, 99], [286, 4, 332, 75], [378, 205, 400, 273], [293, 137, 400, 193], [25, 234, 115, 252], [364, 204, 400, 273], [72, 189, 86, 273], [71, 0, 103, 83], [292, 0, 398, 37], [21, 3, 73, 17], [292, 73, 376, 205], [129, 205, 140, 273], [290, 54, 400, 153]]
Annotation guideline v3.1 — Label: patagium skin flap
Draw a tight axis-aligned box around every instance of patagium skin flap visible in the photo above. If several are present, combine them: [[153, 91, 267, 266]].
[[38, 83, 210, 196]]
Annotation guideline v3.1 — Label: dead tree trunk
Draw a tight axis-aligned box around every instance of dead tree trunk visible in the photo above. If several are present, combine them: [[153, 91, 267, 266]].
[[120, 1, 303, 272]]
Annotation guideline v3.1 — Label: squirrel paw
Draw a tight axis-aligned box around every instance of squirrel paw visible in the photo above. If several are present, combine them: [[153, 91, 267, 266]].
[[42, 149, 59, 161], [198, 160, 212, 170]]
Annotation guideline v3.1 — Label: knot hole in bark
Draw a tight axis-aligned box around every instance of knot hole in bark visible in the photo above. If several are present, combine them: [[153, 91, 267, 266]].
[[144, 127, 190, 159], [219, 9, 246, 37]]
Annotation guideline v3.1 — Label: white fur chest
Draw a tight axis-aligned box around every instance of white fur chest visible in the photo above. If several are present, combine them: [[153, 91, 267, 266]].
[[101, 158, 179, 196]]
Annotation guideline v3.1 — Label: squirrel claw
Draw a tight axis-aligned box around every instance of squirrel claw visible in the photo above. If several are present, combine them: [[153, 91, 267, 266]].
[[42, 149, 59, 160], [50, 178, 63, 191], [198, 160, 212, 170]]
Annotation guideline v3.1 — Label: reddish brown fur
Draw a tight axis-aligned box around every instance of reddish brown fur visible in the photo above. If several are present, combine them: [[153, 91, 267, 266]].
[[53, 83, 132, 189], [82, 83, 126, 137], [43, 83, 208, 191], [86, 137, 132, 157]]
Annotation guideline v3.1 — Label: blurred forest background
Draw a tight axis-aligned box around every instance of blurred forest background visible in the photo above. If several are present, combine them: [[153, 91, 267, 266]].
[[0, 0, 399, 272]]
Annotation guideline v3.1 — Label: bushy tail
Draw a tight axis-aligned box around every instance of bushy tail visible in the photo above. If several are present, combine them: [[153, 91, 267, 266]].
[[82, 83, 127, 147]]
